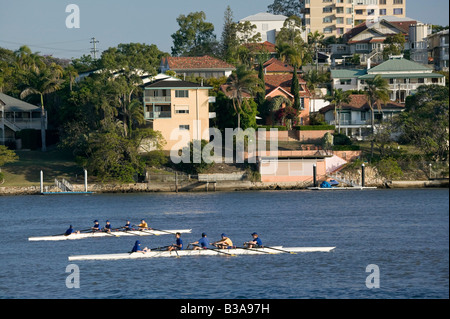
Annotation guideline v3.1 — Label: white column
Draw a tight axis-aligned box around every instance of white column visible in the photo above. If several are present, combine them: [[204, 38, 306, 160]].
[[84, 169, 88, 192]]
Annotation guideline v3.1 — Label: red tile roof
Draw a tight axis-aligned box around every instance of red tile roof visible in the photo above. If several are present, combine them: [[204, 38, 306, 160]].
[[265, 74, 309, 97], [164, 55, 235, 70], [319, 94, 405, 113], [263, 58, 294, 73]]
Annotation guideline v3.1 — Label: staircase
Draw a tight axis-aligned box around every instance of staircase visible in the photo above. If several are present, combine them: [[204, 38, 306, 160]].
[[2, 118, 21, 132], [55, 178, 74, 192], [328, 171, 360, 188]]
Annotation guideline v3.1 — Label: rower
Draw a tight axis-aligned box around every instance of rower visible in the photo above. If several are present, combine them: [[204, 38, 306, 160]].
[[104, 220, 112, 233], [244, 232, 263, 249], [212, 233, 233, 249], [168, 232, 183, 251], [64, 225, 79, 236], [190, 233, 209, 250], [123, 220, 132, 231], [131, 240, 149, 253], [92, 220, 101, 232], [138, 219, 148, 230]]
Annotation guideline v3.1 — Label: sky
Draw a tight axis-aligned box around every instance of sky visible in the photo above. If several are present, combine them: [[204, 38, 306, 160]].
[[0, 0, 449, 60]]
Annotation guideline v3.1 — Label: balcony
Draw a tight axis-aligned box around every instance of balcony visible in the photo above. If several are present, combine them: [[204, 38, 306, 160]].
[[145, 111, 172, 120], [144, 96, 171, 103]]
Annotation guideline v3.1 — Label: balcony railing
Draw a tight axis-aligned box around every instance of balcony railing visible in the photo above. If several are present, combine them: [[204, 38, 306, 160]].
[[330, 119, 371, 126], [144, 96, 171, 103], [145, 111, 172, 120]]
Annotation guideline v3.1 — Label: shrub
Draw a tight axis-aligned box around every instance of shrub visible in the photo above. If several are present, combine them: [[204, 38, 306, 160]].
[[375, 157, 404, 180]]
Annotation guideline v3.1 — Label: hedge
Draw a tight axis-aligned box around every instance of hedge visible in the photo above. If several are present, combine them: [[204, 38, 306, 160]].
[[256, 125, 288, 131], [294, 125, 335, 131]]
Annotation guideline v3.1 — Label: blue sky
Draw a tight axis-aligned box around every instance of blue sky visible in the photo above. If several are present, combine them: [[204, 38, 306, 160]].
[[0, 0, 448, 59]]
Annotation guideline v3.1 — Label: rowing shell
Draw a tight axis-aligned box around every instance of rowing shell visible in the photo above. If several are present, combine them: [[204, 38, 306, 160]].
[[28, 229, 192, 242], [68, 246, 336, 261]]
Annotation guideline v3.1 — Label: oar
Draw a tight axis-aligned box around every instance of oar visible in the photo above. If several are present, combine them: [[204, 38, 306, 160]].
[[209, 247, 236, 257], [263, 246, 297, 255], [234, 246, 276, 255], [148, 228, 178, 236]]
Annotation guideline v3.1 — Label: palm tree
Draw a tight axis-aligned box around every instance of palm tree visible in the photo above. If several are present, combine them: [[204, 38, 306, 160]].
[[64, 65, 79, 92], [20, 67, 64, 152], [364, 74, 390, 160], [226, 65, 264, 129], [308, 31, 324, 72], [303, 69, 327, 113], [325, 89, 352, 134]]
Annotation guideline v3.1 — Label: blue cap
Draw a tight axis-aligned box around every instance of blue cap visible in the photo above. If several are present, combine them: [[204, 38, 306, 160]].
[[202, 233, 207, 237], [221, 233, 227, 237], [94, 220, 98, 223], [252, 232, 258, 236]]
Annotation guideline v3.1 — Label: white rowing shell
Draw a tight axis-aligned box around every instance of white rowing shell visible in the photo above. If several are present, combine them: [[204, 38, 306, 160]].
[[68, 247, 336, 261], [28, 229, 192, 241]]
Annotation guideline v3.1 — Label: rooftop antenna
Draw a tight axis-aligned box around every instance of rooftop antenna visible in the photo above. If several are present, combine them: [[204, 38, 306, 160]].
[[90, 37, 99, 60]]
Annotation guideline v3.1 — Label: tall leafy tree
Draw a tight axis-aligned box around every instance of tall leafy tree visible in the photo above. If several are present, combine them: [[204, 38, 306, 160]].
[[364, 74, 390, 160], [226, 65, 264, 129], [325, 89, 352, 133], [267, 0, 302, 16], [171, 11, 218, 57], [220, 6, 239, 62], [256, 61, 266, 107], [19, 66, 64, 152]]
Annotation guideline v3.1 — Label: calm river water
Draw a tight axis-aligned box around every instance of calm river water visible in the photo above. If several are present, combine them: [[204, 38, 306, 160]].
[[0, 189, 448, 299]]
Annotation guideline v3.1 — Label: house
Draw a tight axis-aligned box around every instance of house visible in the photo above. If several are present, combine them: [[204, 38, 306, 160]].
[[331, 56, 446, 102], [319, 94, 405, 139], [342, 16, 418, 65], [0, 93, 45, 145], [159, 56, 236, 79], [143, 77, 213, 151], [242, 41, 278, 59], [428, 29, 449, 71], [238, 12, 289, 44]]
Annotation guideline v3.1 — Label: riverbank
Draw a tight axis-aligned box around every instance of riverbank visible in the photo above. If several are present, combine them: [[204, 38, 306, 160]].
[[1, 178, 448, 196]]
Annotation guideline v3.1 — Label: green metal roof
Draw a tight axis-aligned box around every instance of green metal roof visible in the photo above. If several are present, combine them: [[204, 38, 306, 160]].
[[367, 58, 434, 73], [359, 72, 444, 80], [331, 69, 367, 79]]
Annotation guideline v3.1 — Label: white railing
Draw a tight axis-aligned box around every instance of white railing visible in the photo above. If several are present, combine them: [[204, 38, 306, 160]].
[[144, 96, 171, 103]]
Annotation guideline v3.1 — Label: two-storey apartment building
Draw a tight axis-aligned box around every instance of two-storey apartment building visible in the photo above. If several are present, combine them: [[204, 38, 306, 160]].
[[143, 78, 213, 151], [300, 0, 406, 38]]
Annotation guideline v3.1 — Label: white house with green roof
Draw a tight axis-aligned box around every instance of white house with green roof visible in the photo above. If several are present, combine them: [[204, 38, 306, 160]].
[[331, 56, 445, 103]]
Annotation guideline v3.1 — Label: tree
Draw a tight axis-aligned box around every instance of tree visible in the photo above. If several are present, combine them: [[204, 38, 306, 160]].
[[383, 34, 406, 60], [267, 0, 302, 16], [220, 6, 239, 62], [303, 69, 327, 113], [399, 85, 449, 161], [226, 65, 264, 129], [325, 89, 352, 133], [276, 16, 304, 49], [0, 145, 18, 184], [171, 11, 217, 57], [277, 43, 303, 111], [256, 61, 266, 107], [364, 74, 390, 160], [19, 66, 64, 152]]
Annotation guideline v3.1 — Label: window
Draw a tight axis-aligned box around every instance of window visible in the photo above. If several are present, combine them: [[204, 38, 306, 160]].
[[393, 0, 403, 4], [336, 17, 344, 24], [262, 23, 269, 31], [336, 7, 344, 14], [346, 8, 352, 14], [324, 27, 333, 34], [356, 43, 368, 51], [175, 105, 189, 114], [323, 17, 333, 23], [179, 125, 190, 131], [355, 9, 364, 15], [361, 112, 367, 121], [379, 9, 387, 15], [393, 8, 403, 15], [347, 18, 353, 25], [418, 78, 425, 84], [340, 79, 352, 85], [380, 0, 386, 4], [323, 7, 333, 13], [175, 90, 189, 98]]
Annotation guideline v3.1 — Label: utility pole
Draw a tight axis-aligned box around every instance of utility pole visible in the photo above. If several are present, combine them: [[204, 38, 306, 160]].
[[90, 37, 99, 60]]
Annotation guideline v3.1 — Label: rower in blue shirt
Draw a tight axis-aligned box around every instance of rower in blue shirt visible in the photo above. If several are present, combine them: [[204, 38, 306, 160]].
[[190, 233, 210, 250], [131, 240, 149, 253], [244, 232, 263, 249], [104, 220, 112, 233], [64, 225, 74, 236], [92, 220, 101, 232], [123, 220, 132, 231], [168, 232, 183, 251]]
